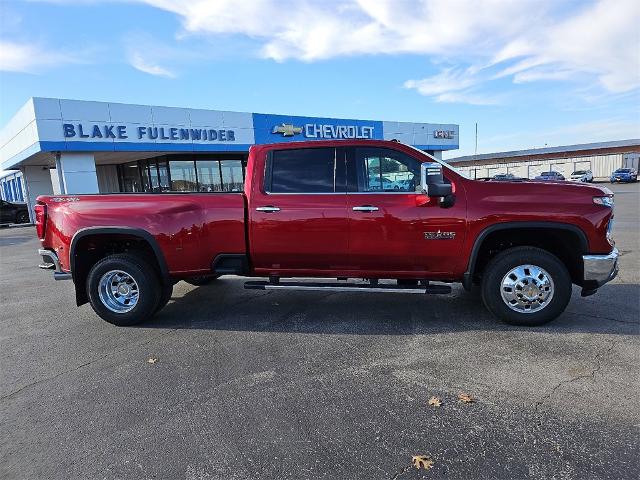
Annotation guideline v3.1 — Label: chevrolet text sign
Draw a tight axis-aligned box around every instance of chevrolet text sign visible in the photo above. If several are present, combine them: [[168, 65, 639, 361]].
[[303, 124, 374, 139]]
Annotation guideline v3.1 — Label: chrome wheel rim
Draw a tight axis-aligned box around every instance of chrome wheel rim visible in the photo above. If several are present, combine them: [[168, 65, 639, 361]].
[[500, 264, 554, 314], [98, 270, 140, 313]]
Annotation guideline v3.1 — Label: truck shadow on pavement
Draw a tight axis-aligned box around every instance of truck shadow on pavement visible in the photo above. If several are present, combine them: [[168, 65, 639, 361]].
[[143, 279, 640, 336]]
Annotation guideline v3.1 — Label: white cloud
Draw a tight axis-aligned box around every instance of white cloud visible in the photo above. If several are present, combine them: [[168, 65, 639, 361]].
[[127, 51, 176, 78], [123, 32, 209, 78], [0, 40, 79, 73], [492, 0, 640, 93], [134, 0, 639, 103], [140, 0, 534, 61], [8, 0, 640, 102], [403, 68, 503, 105]]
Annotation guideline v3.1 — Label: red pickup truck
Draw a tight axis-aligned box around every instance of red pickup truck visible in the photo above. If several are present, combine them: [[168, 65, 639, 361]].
[[35, 140, 618, 327]]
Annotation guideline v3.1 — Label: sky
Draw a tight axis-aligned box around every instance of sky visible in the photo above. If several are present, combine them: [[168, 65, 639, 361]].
[[0, 0, 639, 159]]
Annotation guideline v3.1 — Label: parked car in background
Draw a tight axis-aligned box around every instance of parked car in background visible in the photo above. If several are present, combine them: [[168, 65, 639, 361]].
[[368, 176, 415, 191], [569, 170, 594, 182], [492, 173, 520, 181], [610, 168, 638, 183], [535, 171, 565, 181], [0, 199, 30, 224]]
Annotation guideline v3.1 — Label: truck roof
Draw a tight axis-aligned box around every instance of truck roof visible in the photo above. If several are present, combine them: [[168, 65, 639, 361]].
[[249, 138, 409, 151]]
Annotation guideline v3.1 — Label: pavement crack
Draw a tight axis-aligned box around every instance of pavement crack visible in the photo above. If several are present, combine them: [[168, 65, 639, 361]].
[[566, 310, 640, 325], [0, 329, 179, 403], [391, 464, 412, 480], [533, 340, 617, 409]]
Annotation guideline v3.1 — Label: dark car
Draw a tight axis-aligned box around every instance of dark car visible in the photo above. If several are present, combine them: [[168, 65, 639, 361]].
[[610, 168, 638, 183], [491, 173, 523, 181], [0, 200, 30, 224], [535, 171, 565, 181]]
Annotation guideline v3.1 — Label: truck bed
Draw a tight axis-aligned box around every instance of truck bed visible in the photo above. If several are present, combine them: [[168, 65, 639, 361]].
[[38, 193, 247, 275]]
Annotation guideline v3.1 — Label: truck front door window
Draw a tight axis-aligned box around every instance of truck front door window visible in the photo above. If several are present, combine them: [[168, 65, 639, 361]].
[[356, 148, 419, 193]]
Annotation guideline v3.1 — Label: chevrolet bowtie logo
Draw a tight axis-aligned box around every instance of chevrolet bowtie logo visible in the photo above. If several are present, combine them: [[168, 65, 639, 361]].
[[272, 123, 303, 136]]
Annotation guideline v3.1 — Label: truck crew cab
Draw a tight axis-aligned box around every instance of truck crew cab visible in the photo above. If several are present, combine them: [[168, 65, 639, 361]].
[[35, 140, 618, 327]]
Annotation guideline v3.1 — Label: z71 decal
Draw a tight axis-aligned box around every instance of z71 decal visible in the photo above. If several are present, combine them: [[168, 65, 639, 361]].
[[424, 230, 456, 240]]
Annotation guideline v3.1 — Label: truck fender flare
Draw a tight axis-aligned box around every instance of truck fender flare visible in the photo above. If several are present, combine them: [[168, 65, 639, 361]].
[[462, 221, 589, 290], [70, 226, 170, 284]]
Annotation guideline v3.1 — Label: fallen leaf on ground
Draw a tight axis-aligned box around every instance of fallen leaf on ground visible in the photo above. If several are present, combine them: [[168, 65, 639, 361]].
[[458, 392, 475, 403], [412, 455, 434, 470], [147, 358, 158, 364], [428, 396, 442, 407]]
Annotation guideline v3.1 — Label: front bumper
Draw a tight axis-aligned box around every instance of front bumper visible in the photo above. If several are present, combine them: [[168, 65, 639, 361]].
[[38, 249, 71, 281], [582, 248, 619, 290], [611, 176, 635, 182]]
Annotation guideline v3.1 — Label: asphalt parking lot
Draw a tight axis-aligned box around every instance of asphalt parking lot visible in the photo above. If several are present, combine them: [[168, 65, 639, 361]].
[[1, 183, 638, 480]]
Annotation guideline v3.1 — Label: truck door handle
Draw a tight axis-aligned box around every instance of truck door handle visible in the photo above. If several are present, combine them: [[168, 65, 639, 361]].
[[256, 206, 281, 213], [352, 205, 379, 212]]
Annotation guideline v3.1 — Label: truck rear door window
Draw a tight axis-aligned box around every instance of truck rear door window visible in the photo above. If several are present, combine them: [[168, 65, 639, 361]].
[[268, 148, 336, 193]]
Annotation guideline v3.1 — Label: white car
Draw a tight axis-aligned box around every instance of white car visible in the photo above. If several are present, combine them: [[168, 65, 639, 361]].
[[368, 177, 408, 191], [569, 169, 593, 182]]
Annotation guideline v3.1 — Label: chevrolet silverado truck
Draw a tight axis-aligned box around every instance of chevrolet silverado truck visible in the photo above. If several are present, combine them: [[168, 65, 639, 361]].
[[35, 140, 618, 327]]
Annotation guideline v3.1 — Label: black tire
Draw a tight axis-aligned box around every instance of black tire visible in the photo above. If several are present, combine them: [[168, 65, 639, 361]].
[[461, 284, 482, 300], [86, 253, 161, 326], [185, 275, 219, 286], [155, 283, 174, 313], [16, 211, 29, 224], [481, 247, 572, 326]]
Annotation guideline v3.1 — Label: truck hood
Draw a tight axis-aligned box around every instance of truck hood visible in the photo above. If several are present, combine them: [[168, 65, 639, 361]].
[[464, 178, 613, 210]]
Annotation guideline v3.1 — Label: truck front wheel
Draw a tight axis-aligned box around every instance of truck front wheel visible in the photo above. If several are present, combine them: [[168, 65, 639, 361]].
[[86, 254, 161, 326], [481, 247, 572, 326]]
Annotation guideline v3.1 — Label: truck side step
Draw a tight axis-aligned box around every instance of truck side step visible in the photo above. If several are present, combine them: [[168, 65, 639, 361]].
[[244, 280, 451, 295]]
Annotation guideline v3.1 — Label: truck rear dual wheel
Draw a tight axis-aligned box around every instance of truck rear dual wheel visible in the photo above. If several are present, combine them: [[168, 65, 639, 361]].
[[481, 247, 572, 326], [87, 254, 162, 326]]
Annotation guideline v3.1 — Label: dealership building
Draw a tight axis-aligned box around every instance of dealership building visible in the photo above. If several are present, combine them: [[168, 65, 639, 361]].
[[448, 139, 640, 180], [0, 97, 459, 220]]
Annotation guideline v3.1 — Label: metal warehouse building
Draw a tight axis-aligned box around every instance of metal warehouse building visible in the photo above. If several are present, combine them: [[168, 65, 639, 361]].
[[0, 170, 25, 203], [0, 97, 459, 221], [448, 139, 640, 180]]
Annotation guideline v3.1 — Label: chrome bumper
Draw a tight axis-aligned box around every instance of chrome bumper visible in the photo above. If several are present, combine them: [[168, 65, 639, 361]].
[[583, 248, 619, 288], [38, 249, 72, 281]]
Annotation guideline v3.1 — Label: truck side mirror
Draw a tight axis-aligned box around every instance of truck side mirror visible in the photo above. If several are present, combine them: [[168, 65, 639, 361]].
[[420, 163, 452, 198]]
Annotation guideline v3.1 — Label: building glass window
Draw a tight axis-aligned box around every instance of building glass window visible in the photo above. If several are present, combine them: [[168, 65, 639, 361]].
[[169, 160, 197, 191], [140, 163, 151, 191], [118, 154, 247, 193], [157, 160, 170, 192], [120, 161, 144, 192], [220, 160, 244, 192], [196, 160, 223, 192]]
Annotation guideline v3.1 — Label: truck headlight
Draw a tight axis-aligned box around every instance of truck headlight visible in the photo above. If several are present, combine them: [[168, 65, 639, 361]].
[[593, 196, 614, 207]]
